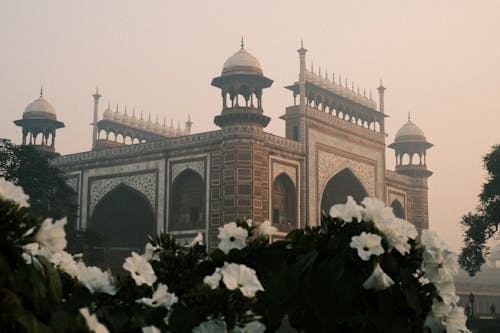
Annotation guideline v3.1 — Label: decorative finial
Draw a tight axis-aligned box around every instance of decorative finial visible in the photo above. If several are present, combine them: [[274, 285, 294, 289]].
[[338, 75, 341, 85], [140, 110, 143, 119], [325, 68, 328, 80], [351, 82, 354, 91], [318, 66, 321, 77], [96, 85, 99, 94], [124, 106, 127, 114], [379, 78, 383, 87], [357, 85, 360, 94], [408, 112, 411, 121], [363, 88, 366, 97], [301, 38, 304, 48], [107, 100, 110, 109], [241, 36, 244, 49], [40, 85, 43, 98]]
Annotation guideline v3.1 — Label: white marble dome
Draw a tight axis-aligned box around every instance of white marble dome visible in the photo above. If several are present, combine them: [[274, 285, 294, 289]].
[[23, 95, 57, 119], [395, 119, 427, 142], [222, 46, 263, 76]]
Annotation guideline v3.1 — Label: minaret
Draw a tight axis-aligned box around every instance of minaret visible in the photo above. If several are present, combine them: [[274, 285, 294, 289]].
[[92, 86, 101, 149], [185, 115, 193, 134], [298, 39, 307, 112], [377, 79, 386, 113]]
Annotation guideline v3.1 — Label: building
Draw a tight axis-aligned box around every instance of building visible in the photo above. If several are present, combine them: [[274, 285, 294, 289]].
[[13, 41, 433, 262]]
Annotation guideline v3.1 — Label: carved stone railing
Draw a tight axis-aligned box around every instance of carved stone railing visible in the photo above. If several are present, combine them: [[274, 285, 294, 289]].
[[53, 130, 223, 166]]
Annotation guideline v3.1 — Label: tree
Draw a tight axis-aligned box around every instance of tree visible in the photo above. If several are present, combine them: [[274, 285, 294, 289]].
[[459, 144, 500, 276], [0, 138, 77, 221]]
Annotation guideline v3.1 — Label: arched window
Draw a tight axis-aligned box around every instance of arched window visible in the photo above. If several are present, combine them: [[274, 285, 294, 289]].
[[88, 184, 155, 270], [272, 173, 297, 232], [170, 169, 204, 231], [391, 199, 406, 219], [321, 168, 368, 214]]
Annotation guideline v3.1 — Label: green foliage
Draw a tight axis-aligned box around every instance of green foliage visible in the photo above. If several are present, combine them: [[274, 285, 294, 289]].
[[0, 139, 77, 221], [459, 145, 500, 276]]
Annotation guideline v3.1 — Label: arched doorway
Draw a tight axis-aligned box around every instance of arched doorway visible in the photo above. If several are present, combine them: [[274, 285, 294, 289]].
[[88, 184, 155, 270], [272, 173, 296, 232], [321, 168, 368, 214], [170, 169, 204, 231], [391, 199, 406, 219]]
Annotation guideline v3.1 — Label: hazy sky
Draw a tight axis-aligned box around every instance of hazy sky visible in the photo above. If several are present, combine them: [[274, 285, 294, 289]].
[[2, 1, 499, 251]]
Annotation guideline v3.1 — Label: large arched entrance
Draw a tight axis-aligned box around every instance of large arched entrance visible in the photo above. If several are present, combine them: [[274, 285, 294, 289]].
[[272, 173, 297, 232], [321, 168, 368, 214], [88, 184, 155, 270], [391, 199, 406, 219], [170, 169, 205, 231]]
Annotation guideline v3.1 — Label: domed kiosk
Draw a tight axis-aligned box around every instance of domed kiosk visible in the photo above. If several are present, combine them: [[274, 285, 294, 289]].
[[211, 39, 273, 129], [388, 114, 433, 178], [14, 87, 65, 154]]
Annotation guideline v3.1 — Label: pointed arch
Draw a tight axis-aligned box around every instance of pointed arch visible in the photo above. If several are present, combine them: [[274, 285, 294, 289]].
[[391, 199, 406, 219], [320, 168, 368, 214], [170, 168, 205, 231], [272, 172, 297, 232], [89, 183, 155, 248]]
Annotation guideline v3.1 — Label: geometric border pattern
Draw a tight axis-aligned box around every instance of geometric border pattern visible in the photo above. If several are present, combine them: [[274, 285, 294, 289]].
[[89, 172, 157, 217]]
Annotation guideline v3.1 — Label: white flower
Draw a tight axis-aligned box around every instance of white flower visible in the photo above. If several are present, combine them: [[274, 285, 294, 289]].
[[143, 243, 161, 261], [137, 283, 178, 309], [362, 262, 395, 291], [188, 232, 204, 247], [35, 217, 67, 257], [217, 222, 248, 254], [0, 177, 30, 207], [445, 306, 469, 333], [234, 321, 266, 333], [79, 307, 109, 333], [255, 220, 277, 237], [141, 326, 160, 333], [192, 319, 227, 333], [220, 262, 264, 298], [349, 232, 384, 261], [329, 196, 363, 223], [51, 250, 79, 278], [203, 268, 222, 289], [76, 262, 117, 295], [123, 251, 157, 286], [376, 218, 417, 255], [424, 298, 453, 333], [361, 197, 395, 225], [245, 219, 252, 227], [22, 242, 43, 264], [421, 230, 459, 277], [432, 269, 459, 305]]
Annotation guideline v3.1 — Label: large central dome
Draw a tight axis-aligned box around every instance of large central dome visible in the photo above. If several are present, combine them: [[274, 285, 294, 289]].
[[222, 44, 263, 76]]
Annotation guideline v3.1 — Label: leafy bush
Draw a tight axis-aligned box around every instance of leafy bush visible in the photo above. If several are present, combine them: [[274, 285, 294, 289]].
[[0, 178, 469, 333]]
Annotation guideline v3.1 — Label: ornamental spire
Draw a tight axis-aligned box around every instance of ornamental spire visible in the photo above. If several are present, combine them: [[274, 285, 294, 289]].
[[40, 85, 43, 98], [241, 36, 244, 49]]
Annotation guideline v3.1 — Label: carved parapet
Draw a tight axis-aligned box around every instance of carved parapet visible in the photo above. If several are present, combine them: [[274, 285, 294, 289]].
[[53, 131, 223, 167]]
